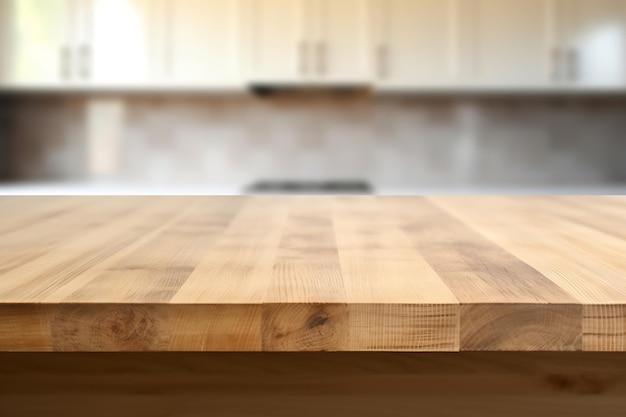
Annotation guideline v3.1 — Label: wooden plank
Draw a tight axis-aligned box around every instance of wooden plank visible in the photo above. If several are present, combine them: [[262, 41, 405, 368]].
[[263, 196, 349, 351], [171, 196, 289, 304], [0, 197, 143, 279], [0, 197, 194, 302], [167, 304, 263, 351], [62, 197, 244, 303], [50, 304, 170, 351], [380, 196, 580, 351], [431, 196, 626, 351], [171, 196, 291, 351], [332, 197, 459, 351], [266, 196, 346, 304], [0, 196, 91, 236], [0, 304, 51, 351]]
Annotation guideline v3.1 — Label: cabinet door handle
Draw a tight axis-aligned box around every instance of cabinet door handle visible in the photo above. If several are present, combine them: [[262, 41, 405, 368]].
[[317, 41, 326, 76], [299, 40, 308, 76], [377, 44, 388, 79], [60, 45, 72, 80], [568, 48, 578, 82], [80, 45, 91, 80], [550, 46, 561, 82]]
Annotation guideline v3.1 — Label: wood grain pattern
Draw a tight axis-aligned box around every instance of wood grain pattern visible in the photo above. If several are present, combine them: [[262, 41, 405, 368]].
[[430, 196, 626, 351], [0, 196, 625, 351]]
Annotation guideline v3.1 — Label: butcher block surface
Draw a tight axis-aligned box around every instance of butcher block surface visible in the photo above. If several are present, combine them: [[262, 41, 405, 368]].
[[0, 195, 625, 352]]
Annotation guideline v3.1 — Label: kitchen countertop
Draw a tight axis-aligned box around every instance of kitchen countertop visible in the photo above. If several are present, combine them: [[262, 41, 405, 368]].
[[2, 181, 626, 195], [1, 195, 625, 352]]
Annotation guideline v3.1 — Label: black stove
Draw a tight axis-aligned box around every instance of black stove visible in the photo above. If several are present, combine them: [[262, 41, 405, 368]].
[[245, 180, 373, 194]]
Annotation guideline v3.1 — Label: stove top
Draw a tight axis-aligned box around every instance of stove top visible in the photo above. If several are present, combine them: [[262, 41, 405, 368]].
[[245, 180, 373, 194]]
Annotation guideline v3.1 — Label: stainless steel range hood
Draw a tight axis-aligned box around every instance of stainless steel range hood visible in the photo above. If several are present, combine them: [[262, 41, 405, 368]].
[[248, 83, 370, 97]]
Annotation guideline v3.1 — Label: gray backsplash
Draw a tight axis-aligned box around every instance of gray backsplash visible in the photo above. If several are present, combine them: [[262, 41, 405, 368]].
[[2, 93, 626, 188]]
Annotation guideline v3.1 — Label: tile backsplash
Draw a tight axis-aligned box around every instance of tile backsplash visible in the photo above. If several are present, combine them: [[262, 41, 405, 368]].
[[3, 93, 626, 188]]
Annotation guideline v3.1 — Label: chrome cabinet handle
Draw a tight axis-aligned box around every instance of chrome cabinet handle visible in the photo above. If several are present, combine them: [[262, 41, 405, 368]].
[[567, 48, 578, 82], [299, 40, 308, 76], [60, 45, 72, 80], [377, 44, 388, 79], [80, 45, 91, 80], [317, 41, 326, 76], [550, 46, 561, 82]]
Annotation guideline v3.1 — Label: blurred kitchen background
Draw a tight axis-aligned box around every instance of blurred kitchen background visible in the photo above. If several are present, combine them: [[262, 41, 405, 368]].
[[0, 0, 625, 195]]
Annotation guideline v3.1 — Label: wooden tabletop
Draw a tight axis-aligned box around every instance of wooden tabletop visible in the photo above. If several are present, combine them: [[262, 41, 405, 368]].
[[0, 195, 625, 352]]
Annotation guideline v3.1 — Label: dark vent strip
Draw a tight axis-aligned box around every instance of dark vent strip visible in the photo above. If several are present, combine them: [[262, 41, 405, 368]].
[[246, 180, 373, 195]]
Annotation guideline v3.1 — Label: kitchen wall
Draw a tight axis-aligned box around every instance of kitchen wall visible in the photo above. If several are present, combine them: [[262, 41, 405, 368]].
[[4, 93, 626, 189]]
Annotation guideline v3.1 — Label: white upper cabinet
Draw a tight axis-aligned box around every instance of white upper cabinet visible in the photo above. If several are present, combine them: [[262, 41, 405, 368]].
[[1, 0, 626, 91], [0, 0, 74, 86], [89, 0, 156, 85], [374, 0, 625, 90], [458, 0, 553, 88], [373, 0, 459, 90], [244, 0, 305, 83], [245, 0, 369, 84], [0, 0, 244, 89], [313, 0, 369, 84], [166, 0, 242, 88], [92, 0, 244, 88], [556, 0, 626, 87], [0, 0, 157, 87]]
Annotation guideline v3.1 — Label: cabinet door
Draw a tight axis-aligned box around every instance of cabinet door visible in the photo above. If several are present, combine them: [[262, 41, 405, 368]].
[[168, 0, 242, 88], [244, 0, 307, 83], [375, 0, 459, 89], [459, 0, 552, 88], [89, 0, 156, 85], [316, 0, 369, 84], [560, 0, 626, 87], [1, 0, 73, 86]]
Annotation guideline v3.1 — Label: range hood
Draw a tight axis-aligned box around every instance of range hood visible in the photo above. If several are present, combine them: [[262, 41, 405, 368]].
[[248, 83, 370, 97]]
